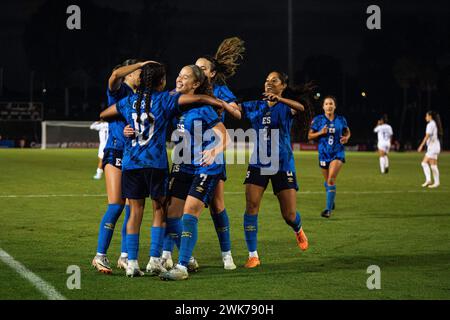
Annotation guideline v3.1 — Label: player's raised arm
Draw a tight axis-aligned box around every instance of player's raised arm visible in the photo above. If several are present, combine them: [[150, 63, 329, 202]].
[[263, 92, 305, 113], [108, 60, 158, 91], [178, 94, 225, 110], [100, 105, 119, 120]]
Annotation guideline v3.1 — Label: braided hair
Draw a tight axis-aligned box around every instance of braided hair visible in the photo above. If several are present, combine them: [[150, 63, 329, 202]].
[[270, 70, 316, 142], [200, 37, 245, 85], [135, 62, 166, 124], [427, 110, 444, 140]]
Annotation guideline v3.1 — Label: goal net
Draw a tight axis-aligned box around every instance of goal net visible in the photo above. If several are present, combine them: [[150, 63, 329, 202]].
[[41, 121, 100, 149]]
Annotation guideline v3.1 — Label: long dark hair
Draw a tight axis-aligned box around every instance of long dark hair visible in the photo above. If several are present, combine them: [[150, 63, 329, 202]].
[[200, 37, 245, 85], [135, 62, 166, 124], [187, 64, 214, 96], [270, 70, 316, 142], [427, 110, 444, 140]]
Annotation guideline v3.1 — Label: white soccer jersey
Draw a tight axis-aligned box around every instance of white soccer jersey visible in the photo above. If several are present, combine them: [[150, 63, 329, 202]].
[[426, 120, 439, 147], [374, 124, 393, 144], [90, 121, 109, 158]]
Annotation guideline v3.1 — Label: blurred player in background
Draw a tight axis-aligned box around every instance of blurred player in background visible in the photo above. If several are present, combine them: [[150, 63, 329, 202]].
[[238, 71, 309, 269], [418, 110, 443, 188], [373, 115, 393, 174], [161, 37, 245, 271], [92, 59, 152, 274], [308, 96, 351, 218], [90, 120, 109, 180]]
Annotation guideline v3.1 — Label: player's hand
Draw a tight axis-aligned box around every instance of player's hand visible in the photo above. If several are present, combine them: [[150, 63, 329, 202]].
[[201, 149, 216, 166], [417, 145, 423, 152], [262, 92, 280, 102], [340, 135, 349, 144], [320, 125, 328, 136], [123, 125, 135, 138]]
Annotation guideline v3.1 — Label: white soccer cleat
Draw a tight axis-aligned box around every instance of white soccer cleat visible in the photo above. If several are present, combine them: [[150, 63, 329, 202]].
[[187, 256, 199, 273], [117, 256, 128, 270], [428, 183, 440, 189], [126, 261, 144, 278], [146, 257, 167, 276], [92, 255, 112, 274], [421, 181, 432, 187], [159, 264, 189, 281], [222, 254, 237, 270], [161, 257, 174, 270]]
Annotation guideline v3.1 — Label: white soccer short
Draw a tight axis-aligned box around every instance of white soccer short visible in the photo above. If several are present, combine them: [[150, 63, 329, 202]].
[[377, 142, 391, 153], [425, 144, 440, 160]]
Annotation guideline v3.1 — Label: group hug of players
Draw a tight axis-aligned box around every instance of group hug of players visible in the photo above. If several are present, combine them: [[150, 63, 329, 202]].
[[91, 37, 442, 280]]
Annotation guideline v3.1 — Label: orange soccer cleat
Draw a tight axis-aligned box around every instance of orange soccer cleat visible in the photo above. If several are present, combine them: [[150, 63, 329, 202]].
[[244, 257, 261, 268], [296, 228, 309, 251]]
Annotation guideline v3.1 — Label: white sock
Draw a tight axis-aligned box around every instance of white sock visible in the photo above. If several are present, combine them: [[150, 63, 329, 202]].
[[384, 156, 389, 168], [150, 256, 160, 263], [189, 256, 195, 262], [249, 251, 258, 258], [120, 252, 128, 258], [431, 165, 440, 185], [379, 157, 385, 173], [96, 252, 105, 257], [128, 259, 138, 268], [421, 162, 431, 182], [221, 251, 232, 258], [162, 251, 172, 260], [96, 168, 103, 175]]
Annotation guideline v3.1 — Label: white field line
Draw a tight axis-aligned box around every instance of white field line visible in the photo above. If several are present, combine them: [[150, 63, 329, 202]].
[[0, 190, 449, 198], [0, 248, 66, 300]]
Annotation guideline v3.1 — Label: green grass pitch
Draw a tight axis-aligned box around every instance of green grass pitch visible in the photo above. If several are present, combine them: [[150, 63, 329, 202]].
[[0, 149, 449, 300]]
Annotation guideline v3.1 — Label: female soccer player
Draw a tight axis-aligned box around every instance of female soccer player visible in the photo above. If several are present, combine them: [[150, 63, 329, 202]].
[[100, 62, 226, 277], [237, 71, 309, 269], [373, 116, 393, 174], [308, 96, 351, 218], [90, 120, 109, 180], [160, 37, 244, 271], [418, 111, 442, 188], [159, 65, 229, 281], [92, 59, 153, 274]]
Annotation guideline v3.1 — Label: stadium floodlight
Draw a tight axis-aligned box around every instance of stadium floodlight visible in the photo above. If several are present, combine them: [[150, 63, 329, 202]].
[[41, 121, 100, 149]]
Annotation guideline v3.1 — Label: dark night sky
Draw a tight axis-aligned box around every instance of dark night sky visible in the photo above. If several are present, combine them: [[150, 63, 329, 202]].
[[1, 0, 449, 91]]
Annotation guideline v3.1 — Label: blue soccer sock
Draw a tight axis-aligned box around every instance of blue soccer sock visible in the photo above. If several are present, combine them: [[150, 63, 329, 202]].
[[96, 204, 124, 254], [149, 226, 165, 258], [164, 217, 182, 252], [326, 185, 337, 211], [243, 213, 258, 253], [120, 204, 130, 256], [286, 211, 302, 233], [211, 209, 231, 253], [178, 214, 198, 267], [126, 233, 140, 261]]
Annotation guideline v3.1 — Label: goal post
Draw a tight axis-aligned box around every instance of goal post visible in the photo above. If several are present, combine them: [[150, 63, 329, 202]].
[[40, 121, 100, 149]]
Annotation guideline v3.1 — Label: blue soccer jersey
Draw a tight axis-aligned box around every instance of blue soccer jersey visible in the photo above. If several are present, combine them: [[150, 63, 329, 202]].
[[241, 100, 296, 172], [213, 84, 236, 123], [172, 105, 222, 175], [116, 90, 181, 171], [310, 114, 348, 164], [105, 83, 134, 151]]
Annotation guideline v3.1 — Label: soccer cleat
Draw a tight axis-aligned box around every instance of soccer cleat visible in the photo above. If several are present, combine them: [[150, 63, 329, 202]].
[[161, 257, 174, 270], [126, 261, 144, 278], [146, 257, 167, 276], [321, 209, 331, 218], [428, 183, 440, 189], [295, 228, 309, 251], [244, 257, 261, 268], [93, 173, 102, 180], [223, 254, 237, 270], [422, 181, 432, 187], [187, 257, 199, 273], [117, 256, 128, 270], [159, 264, 189, 281], [92, 255, 112, 274]]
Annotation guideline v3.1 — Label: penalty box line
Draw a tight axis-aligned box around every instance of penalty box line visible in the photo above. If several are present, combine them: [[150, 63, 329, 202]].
[[0, 247, 66, 300], [0, 190, 449, 198]]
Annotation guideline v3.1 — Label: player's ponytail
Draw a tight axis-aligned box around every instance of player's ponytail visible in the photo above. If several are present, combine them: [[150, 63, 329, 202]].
[[201, 37, 245, 85], [135, 63, 165, 124], [427, 110, 444, 140]]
